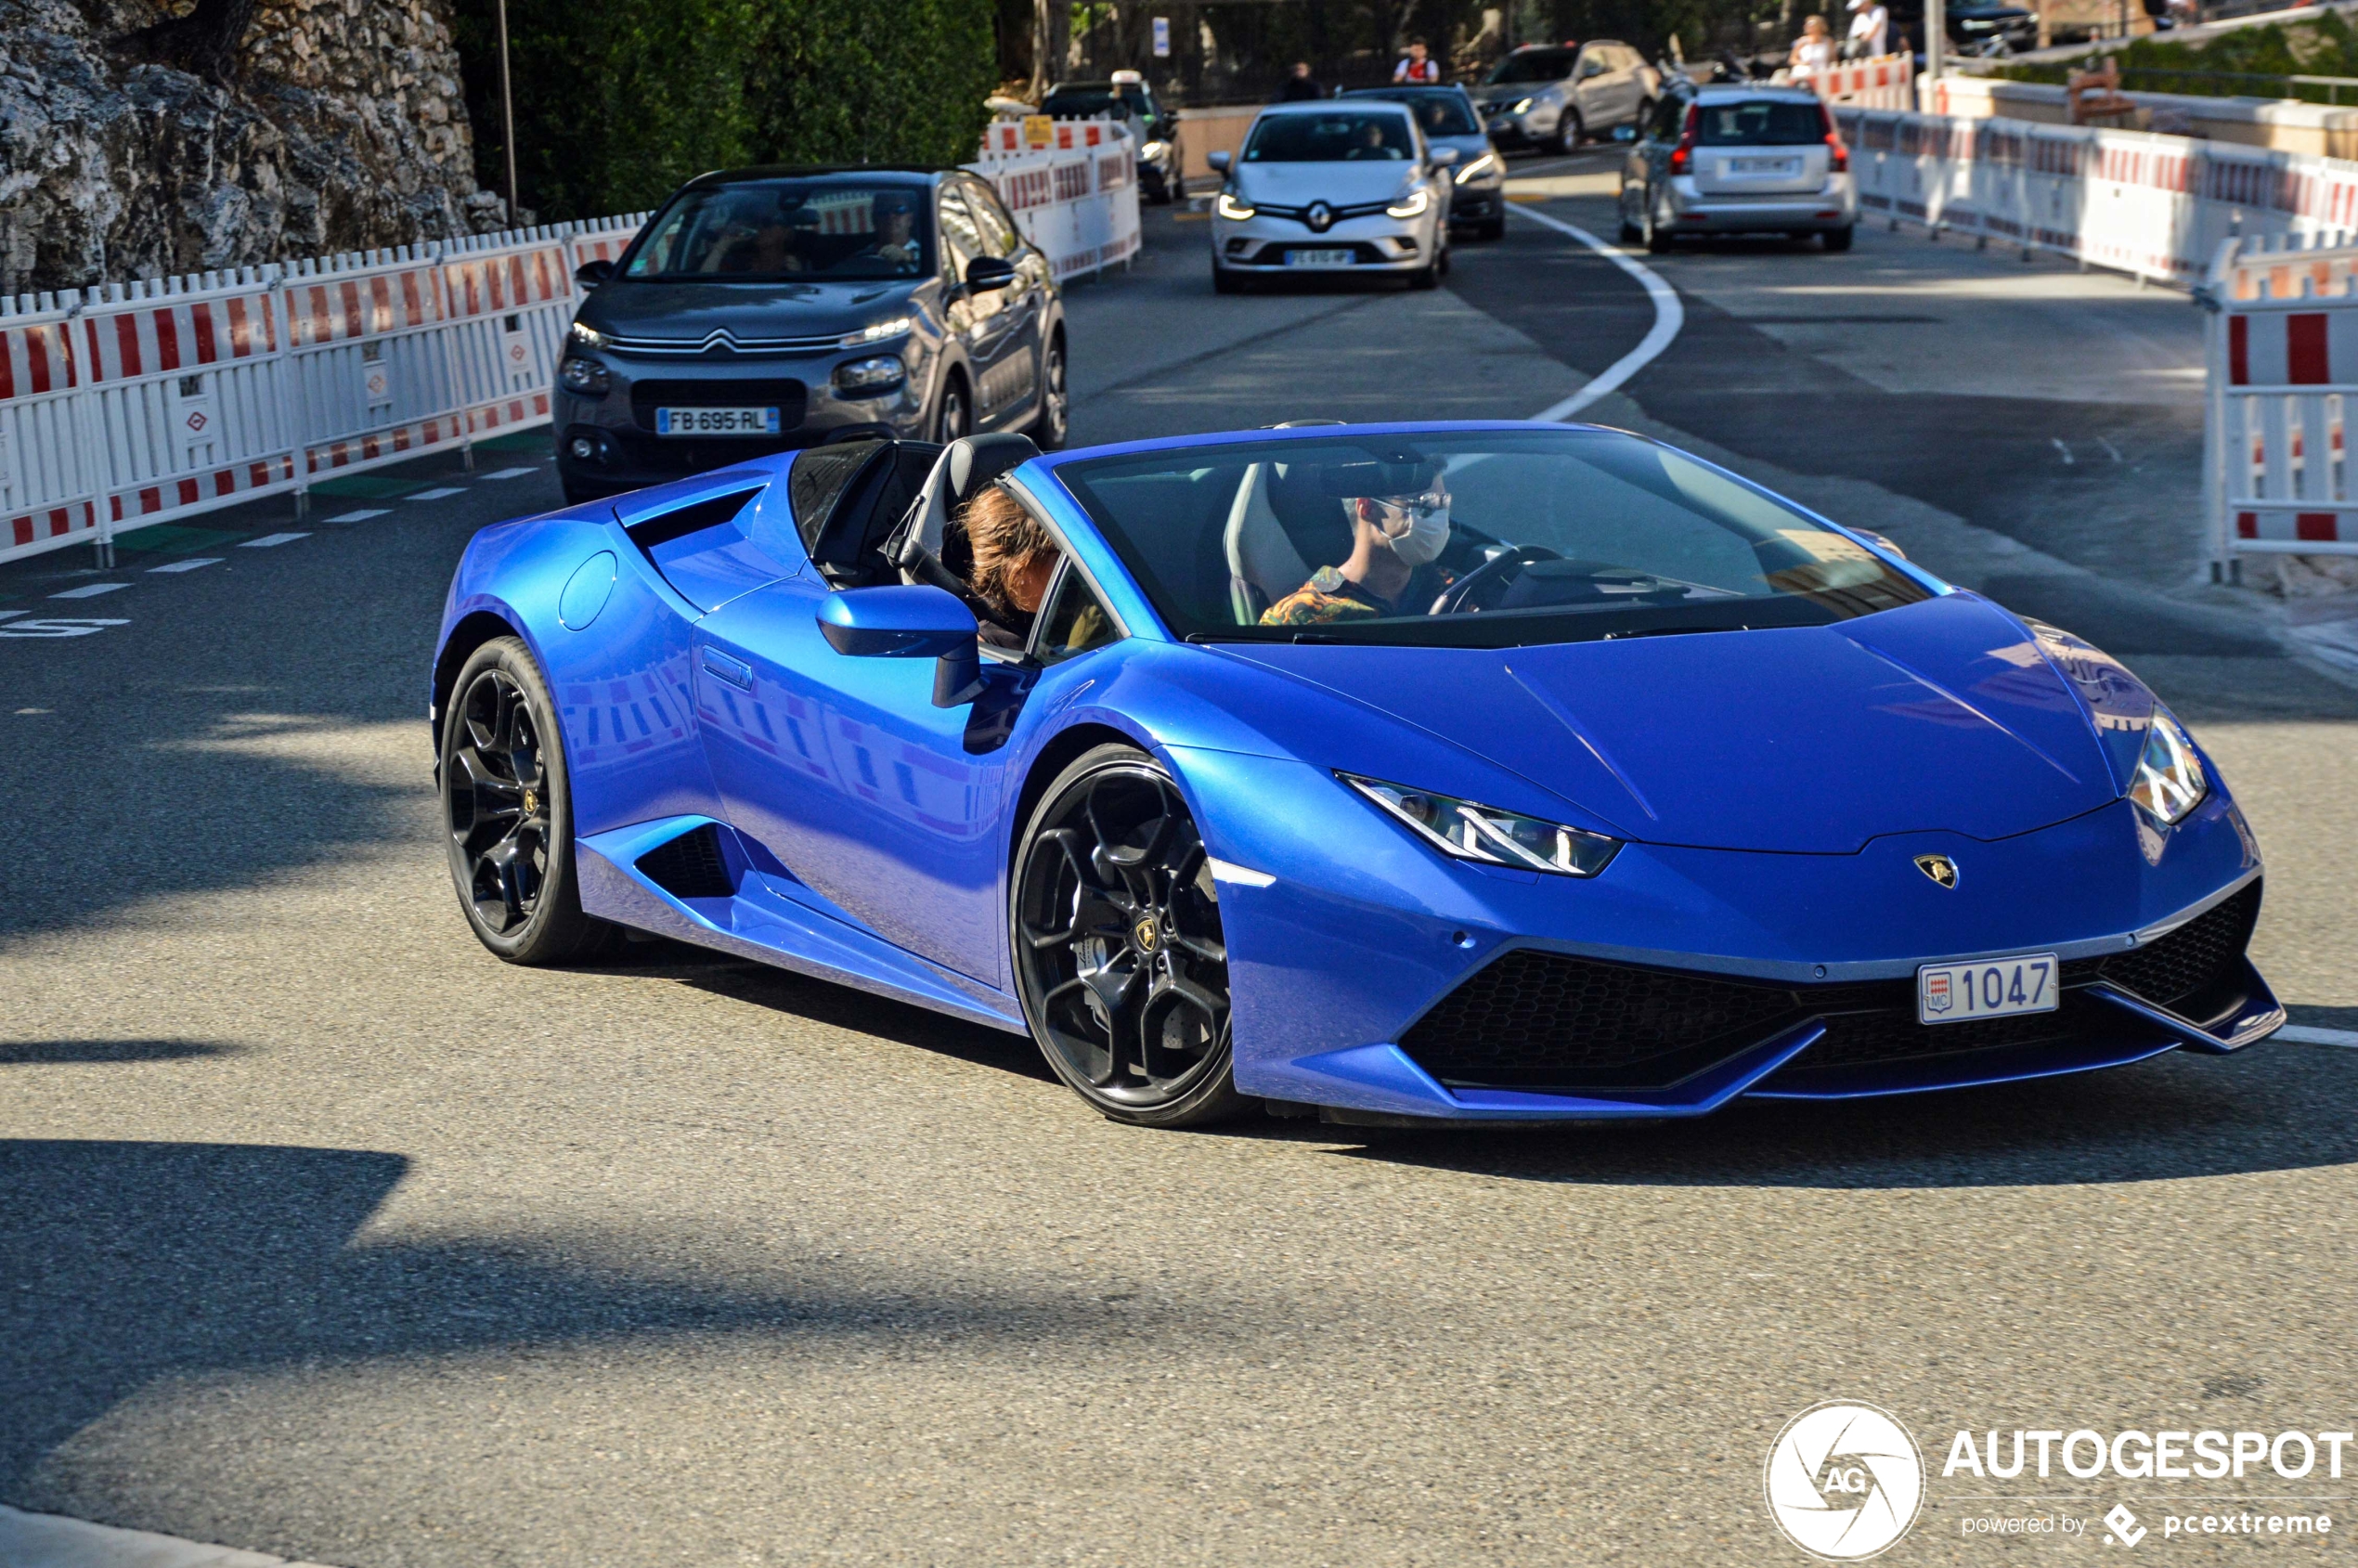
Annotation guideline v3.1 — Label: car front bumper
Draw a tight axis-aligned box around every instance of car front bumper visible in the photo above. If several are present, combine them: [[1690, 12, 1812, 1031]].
[[1665, 175, 1859, 232], [1212, 210, 1438, 273], [1449, 186, 1505, 224], [1177, 748, 2281, 1123]]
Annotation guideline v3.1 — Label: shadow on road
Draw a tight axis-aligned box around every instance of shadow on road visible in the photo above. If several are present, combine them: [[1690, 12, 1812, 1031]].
[[0, 1039, 238, 1066]]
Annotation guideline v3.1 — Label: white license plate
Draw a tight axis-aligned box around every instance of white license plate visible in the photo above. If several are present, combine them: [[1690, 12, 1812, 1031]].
[[1917, 953, 2059, 1025], [1285, 249, 1356, 269], [1730, 156, 1800, 175], [654, 406, 780, 436]]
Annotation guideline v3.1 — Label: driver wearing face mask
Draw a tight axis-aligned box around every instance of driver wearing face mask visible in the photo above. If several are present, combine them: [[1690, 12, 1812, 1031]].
[[1259, 460, 1453, 626]]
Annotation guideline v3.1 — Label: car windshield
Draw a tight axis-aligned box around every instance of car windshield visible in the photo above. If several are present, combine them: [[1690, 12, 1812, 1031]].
[[1488, 47, 1578, 84], [1350, 90, 1481, 136], [1043, 84, 1149, 117], [1244, 110, 1416, 162], [1054, 429, 1931, 648], [1695, 99, 1829, 146], [623, 182, 931, 282]]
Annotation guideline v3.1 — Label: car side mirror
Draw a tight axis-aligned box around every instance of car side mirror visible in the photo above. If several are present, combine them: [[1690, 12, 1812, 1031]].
[[574, 258, 616, 289], [816, 586, 984, 706], [1429, 145, 1460, 167], [964, 255, 1017, 292], [1207, 149, 1232, 174]]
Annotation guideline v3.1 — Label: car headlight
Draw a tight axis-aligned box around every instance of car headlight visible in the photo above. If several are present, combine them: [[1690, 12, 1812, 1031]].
[[1141, 139, 1169, 160], [833, 355, 907, 395], [566, 321, 610, 350], [558, 356, 609, 395], [1216, 190, 1256, 220], [1511, 97, 1535, 114], [840, 317, 914, 348], [1453, 150, 1499, 185], [1386, 188, 1432, 219], [2129, 712, 2209, 825], [1342, 773, 1622, 877]]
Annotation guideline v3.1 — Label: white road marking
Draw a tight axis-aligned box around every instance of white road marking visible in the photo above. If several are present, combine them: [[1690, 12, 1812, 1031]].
[[2278, 1024, 2358, 1047], [324, 508, 390, 523], [1512, 202, 1685, 421], [481, 467, 538, 480], [240, 532, 309, 548], [409, 486, 468, 499], [0, 618, 129, 638], [2096, 435, 2123, 462], [49, 582, 129, 599], [0, 609, 24, 620], [148, 557, 221, 574]]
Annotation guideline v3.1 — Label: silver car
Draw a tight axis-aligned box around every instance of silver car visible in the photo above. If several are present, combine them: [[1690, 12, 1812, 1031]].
[[1341, 84, 1506, 240], [1207, 101, 1458, 292], [1472, 41, 1658, 155], [1618, 86, 1858, 253]]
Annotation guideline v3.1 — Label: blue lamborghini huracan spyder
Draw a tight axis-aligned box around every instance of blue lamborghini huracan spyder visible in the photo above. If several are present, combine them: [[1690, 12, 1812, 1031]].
[[431, 421, 2283, 1127]]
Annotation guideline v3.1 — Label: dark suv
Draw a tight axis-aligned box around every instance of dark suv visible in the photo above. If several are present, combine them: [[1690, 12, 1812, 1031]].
[[556, 167, 1068, 503]]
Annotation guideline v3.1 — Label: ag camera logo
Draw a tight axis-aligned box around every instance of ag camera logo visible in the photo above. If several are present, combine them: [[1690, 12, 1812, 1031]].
[[1766, 1400, 1926, 1560]]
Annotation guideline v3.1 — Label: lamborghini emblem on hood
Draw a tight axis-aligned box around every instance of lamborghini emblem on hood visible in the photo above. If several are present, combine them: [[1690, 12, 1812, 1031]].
[[1914, 853, 1959, 888]]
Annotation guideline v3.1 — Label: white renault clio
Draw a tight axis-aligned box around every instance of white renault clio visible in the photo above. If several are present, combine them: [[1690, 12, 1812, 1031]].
[[1207, 101, 1458, 293]]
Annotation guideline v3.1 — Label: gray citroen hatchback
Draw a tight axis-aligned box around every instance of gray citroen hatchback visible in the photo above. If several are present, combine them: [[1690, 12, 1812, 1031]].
[[556, 167, 1067, 503]]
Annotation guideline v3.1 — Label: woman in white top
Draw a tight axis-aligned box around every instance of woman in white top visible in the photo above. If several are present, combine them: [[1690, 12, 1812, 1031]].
[[1789, 15, 1835, 80]]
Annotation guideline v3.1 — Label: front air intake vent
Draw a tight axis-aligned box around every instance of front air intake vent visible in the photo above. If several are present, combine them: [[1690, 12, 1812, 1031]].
[[636, 823, 736, 899]]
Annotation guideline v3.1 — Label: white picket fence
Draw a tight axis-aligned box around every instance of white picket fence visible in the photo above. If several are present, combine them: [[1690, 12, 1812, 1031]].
[[2201, 232, 2358, 565], [4, 127, 1142, 565]]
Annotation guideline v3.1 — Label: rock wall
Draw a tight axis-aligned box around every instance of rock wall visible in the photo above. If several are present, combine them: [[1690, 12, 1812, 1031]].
[[0, 0, 501, 296]]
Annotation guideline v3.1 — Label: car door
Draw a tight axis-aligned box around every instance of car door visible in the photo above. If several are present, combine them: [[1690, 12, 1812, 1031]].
[[936, 181, 1022, 430], [959, 175, 1043, 428], [692, 570, 1023, 986]]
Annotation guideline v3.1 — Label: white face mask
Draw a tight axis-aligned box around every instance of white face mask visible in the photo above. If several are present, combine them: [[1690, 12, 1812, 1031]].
[[1367, 490, 1451, 567]]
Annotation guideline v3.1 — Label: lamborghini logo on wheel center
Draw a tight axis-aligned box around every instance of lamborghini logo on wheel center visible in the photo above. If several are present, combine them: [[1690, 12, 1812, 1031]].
[[1914, 854, 1959, 888], [1133, 916, 1160, 952]]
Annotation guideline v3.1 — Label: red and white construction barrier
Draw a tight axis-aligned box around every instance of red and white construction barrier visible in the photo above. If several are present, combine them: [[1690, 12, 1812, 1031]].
[[2203, 233, 2358, 562], [973, 117, 1142, 282], [1809, 54, 1914, 111]]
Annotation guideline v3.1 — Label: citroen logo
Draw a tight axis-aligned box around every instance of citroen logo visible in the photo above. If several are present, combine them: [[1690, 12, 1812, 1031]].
[[1133, 915, 1161, 952], [1914, 853, 1959, 888], [699, 330, 738, 355], [1305, 201, 1334, 233]]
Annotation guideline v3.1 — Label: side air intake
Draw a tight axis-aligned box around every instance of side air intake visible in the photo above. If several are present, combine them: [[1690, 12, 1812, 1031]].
[[635, 823, 736, 900]]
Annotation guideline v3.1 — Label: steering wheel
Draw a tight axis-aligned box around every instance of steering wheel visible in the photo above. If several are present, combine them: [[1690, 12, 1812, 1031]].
[[1430, 545, 1561, 616]]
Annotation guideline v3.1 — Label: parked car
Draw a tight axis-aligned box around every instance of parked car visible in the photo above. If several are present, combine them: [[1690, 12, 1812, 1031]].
[[1342, 84, 1507, 240], [1043, 71, 1185, 203], [1472, 40, 1659, 154], [1206, 100, 1458, 292], [556, 168, 1068, 504], [1884, 0, 2041, 55], [434, 420, 2282, 1129], [1618, 84, 1857, 252]]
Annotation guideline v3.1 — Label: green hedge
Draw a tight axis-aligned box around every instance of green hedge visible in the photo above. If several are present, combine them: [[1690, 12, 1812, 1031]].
[[1989, 12, 2358, 103], [451, 0, 999, 223]]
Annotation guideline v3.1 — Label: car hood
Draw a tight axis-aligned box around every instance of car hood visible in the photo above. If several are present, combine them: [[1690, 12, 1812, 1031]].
[[577, 278, 926, 343], [1233, 162, 1427, 206], [1217, 594, 2124, 854]]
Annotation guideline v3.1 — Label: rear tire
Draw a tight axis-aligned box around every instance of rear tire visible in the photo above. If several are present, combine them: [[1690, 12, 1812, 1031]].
[[1479, 217, 1506, 240], [1822, 224, 1855, 252], [1011, 744, 1250, 1129], [442, 637, 617, 965]]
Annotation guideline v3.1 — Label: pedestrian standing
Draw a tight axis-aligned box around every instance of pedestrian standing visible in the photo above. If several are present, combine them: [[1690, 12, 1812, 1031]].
[[1788, 15, 1835, 80], [1393, 38, 1442, 84], [1845, 0, 1890, 58], [1279, 61, 1325, 100]]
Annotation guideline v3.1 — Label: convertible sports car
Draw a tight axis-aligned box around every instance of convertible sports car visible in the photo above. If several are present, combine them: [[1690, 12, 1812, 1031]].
[[431, 421, 2283, 1128]]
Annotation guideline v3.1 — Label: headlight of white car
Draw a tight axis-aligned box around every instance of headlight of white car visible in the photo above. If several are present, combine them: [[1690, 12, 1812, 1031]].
[[1454, 150, 1500, 185], [1215, 190, 1256, 220], [1386, 188, 1432, 219], [2129, 712, 2209, 825], [1510, 97, 1535, 114], [1342, 773, 1622, 877]]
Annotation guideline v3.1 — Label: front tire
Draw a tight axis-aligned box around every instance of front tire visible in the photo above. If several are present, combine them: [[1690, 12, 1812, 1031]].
[[1011, 745, 1248, 1128], [442, 637, 615, 965], [1552, 110, 1583, 155], [933, 375, 971, 443]]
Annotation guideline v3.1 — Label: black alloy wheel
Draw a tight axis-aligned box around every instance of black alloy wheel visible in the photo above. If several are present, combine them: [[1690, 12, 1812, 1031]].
[[934, 376, 971, 443], [1030, 331, 1069, 449], [442, 636, 615, 964], [1012, 745, 1248, 1127], [1553, 110, 1583, 155]]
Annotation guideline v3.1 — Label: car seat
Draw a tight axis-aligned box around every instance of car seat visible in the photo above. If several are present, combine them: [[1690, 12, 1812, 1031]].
[[1222, 460, 1354, 622], [887, 433, 1041, 609]]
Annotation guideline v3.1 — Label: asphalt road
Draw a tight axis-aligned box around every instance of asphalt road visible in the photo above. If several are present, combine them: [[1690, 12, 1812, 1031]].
[[4, 164, 2356, 1568]]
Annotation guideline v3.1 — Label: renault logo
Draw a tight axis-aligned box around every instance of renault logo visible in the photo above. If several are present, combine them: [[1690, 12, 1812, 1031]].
[[1914, 853, 1960, 889], [1305, 201, 1334, 233]]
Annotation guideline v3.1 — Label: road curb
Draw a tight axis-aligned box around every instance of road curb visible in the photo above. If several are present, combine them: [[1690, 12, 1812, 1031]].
[[0, 1506, 343, 1568]]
